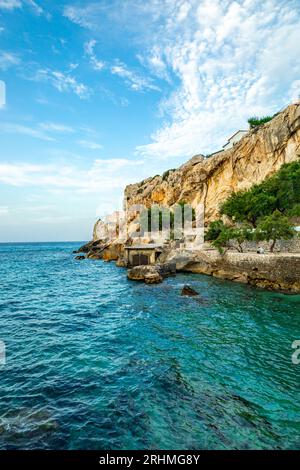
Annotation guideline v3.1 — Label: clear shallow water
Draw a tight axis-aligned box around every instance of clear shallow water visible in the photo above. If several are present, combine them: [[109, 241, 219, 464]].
[[0, 242, 299, 450]]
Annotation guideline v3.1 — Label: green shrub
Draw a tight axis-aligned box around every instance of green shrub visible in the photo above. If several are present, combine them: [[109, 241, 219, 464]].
[[220, 160, 300, 226], [248, 115, 274, 128], [254, 210, 294, 252], [211, 225, 235, 254], [205, 220, 225, 241]]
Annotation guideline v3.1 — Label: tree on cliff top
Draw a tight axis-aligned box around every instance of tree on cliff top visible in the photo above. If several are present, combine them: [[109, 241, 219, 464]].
[[254, 211, 294, 252]]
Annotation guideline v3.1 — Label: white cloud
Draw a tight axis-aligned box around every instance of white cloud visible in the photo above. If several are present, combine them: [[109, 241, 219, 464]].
[[39, 122, 75, 133], [26, 0, 43, 15], [0, 122, 54, 141], [0, 205, 9, 215], [132, 0, 300, 159], [65, 1, 300, 158], [0, 158, 145, 193], [77, 139, 102, 150], [63, 4, 97, 29], [0, 51, 20, 70], [0, 0, 44, 14], [111, 60, 160, 92], [32, 68, 90, 99], [0, 0, 21, 9], [84, 39, 105, 71], [0, 79, 5, 108]]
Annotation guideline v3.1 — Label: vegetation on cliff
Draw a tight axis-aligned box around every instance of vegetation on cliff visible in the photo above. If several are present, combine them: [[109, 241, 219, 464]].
[[206, 160, 300, 252], [247, 115, 276, 128]]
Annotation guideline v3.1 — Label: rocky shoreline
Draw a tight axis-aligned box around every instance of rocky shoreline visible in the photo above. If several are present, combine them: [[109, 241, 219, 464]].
[[74, 240, 300, 294]]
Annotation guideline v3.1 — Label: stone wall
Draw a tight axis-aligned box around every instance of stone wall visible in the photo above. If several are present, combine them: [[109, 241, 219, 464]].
[[180, 250, 300, 294], [229, 237, 300, 253]]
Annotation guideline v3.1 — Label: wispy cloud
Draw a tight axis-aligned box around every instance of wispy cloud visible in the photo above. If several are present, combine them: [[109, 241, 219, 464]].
[[26, 0, 43, 15], [0, 158, 144, 193], [0, 122, 54, 141], [0, 0, 44, 14], [0, 205, 9, 215], [39, 122, 75, 133], [0, 51, 20, 70], [77, 139, 102, 150], [84, 39, 105, 71], [111, 60, 160, 92], [0, 0, 21, 9], [32, 68, 90, 99]]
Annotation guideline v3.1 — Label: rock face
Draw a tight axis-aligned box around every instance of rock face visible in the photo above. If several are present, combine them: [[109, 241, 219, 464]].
[[125, 103, 300, 224], [93, 219, 109, 242]]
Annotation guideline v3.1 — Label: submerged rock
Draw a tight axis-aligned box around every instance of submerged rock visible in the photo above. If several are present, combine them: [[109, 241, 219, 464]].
[[181, 285, 199, 296], [75, 255, 85, 260]]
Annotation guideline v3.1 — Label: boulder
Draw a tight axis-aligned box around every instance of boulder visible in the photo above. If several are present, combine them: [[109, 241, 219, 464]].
[[145, 272, 163, 284], [75, 255, 85, 260], [127, 265, 159, 281], [181, 285, 199, 296], [127, 263, 176, 284]]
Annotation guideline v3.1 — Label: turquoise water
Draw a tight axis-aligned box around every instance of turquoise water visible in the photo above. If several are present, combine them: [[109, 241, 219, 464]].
[[0, 242, 299, 450]]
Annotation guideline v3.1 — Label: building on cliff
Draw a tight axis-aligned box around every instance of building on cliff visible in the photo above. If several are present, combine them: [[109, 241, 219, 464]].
[[222, 130, 248, 150]]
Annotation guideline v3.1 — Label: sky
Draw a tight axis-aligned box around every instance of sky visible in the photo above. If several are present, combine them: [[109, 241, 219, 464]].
[[0, 0, 300, 242]]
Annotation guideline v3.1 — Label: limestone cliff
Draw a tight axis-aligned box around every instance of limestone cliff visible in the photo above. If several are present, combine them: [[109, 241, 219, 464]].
[[124, 103, 300, 224]]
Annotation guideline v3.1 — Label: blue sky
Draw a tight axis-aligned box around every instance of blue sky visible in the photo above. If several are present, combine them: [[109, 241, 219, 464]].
[[0, 0, 300, 242]]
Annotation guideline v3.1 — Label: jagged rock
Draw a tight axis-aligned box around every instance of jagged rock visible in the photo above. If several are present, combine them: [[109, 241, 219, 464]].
[[75, 255, 85, 260], [181, 285, 199, 296], [77, 239, 104, 253], [87, 252, 103, 259]]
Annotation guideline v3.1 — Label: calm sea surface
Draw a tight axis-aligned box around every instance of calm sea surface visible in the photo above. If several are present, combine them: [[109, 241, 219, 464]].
[[0, 242, 299, 449]]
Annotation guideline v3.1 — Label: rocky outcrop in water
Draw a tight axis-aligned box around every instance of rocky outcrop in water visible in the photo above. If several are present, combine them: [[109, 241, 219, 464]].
[[127, 263, 176, 284], [181, 285, 199, 296]]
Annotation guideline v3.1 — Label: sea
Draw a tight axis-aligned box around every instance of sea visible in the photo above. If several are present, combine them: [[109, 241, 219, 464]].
[[0, 242, 299, 449]]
